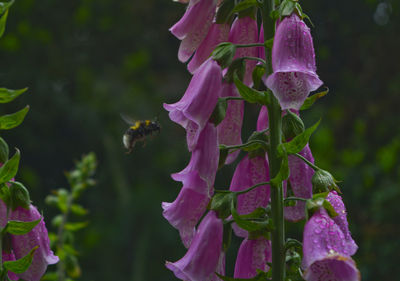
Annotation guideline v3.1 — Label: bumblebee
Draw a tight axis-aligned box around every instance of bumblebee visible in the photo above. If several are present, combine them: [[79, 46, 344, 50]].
[[121, 115, 161, 153]]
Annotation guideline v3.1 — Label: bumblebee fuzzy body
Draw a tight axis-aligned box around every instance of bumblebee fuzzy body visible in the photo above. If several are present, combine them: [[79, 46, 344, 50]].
[[123, 119, 160, 153]]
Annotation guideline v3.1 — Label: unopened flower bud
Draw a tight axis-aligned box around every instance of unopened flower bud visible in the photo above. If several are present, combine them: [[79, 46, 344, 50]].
[[9, 181, 30, 210], [212, 42, 237, 69], [312, 169, 338, 193], [282, 110, 305, 140]]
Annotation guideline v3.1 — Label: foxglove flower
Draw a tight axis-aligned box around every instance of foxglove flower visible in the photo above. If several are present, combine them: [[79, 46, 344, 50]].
[[234, 237, 271, 278], [166, 211, 224, 281], [265, 14, 323, 110], [170, 0, 217, 62], [172, 122, 219, 193], [285, 144, 314, 221], [10, 205, 59, 281], [188, 23, 230, 73], [229, 16, 259, 85], [230, 155, 270, 237], [326, 191, 358, 255], [217, 83, 244, 164], [164, 59, 222, 151], [163, 123, 218, 247], [256, 106, 269, 131], [302, 208, 360, 281]]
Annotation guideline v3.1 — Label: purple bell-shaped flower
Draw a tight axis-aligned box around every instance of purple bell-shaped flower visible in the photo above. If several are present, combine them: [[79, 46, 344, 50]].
[[265, 14, 323, 110], [166, 211, 224, 281]]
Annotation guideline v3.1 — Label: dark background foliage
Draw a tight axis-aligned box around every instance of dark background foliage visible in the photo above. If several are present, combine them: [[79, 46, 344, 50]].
[[0, 0, 398, 280]]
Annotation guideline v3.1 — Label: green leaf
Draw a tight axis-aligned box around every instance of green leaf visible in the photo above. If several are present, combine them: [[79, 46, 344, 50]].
[[3, 246, 38, 274], [270, 152, 289, 186], [278, 119, 321, 156], [0, 88, 28, 104], [64, 221, 88, 231], [0, 136, 9, 163], [0, 183, 11, 206], [0, 148, 20, 184], [231, 200, 273, 232], [280, 0, 296, 16], [239, 207, 268, 220], [215, 0, 235, 24], [0, 105, 30, 130], [0, 0, 14, 15], [4, 218, 41, 235], [70, 204, 88, 216], [234, 74, 268, 105], [300, 88, 329, 110], [9, 181, 31, 210], [225, 58, 246, 83], [282, 110, 305, 140], [232, 0, 259, 14], [209, 192, 235, 219], [210, 98, 228, 126], [322, 199, 339, 218], [0, 8, 8, 38]]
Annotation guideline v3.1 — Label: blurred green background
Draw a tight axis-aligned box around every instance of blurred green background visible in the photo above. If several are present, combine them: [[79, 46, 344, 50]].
[[0, 0, 399, 280]]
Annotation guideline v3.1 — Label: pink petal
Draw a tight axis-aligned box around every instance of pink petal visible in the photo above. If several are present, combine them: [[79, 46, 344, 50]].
[[164, 59, 222, 151], [230, 155, 270, 237], [166, 211, 224, 281], [10, 206, 59, 281], [284, 144, 314, 221], [265, 14, 323, 110], [229, 16, 259, 86], [3, 251, 19, 280], [188, 23, 230, 73], [217, 83, 244, 164], [234, 237, 271, 278]]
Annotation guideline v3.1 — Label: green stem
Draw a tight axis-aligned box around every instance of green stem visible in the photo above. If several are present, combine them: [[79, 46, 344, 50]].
[[240, 56, 267, 65], [262, 0, 285, 280], [236, 181, 271, 195], [219, 139, 268, 151], [235, 43, 265, 48], [284, 196, 308, 202], [294, 152, 319, 171], [221, 96, 244, 101]]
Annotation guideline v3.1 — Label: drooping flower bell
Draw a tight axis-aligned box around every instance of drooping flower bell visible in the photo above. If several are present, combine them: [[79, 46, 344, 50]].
[[188, 23, 230, 74], [302, 207, 360, 281], [164, 58, 222, 151], [170, 0, 217, 62], [166, 211, 224, 281], [163, 123, 218, 247], [265, 14, 323, 110], [234, 237, 271, 278], [10, 205, 59, 281], [285, 144, 314, 221], [229, 155, 270, 237], [228, 16, 259, 86], [217, 82, 244, 165]]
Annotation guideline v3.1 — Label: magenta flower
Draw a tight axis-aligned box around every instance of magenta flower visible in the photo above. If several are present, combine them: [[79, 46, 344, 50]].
[[166, 211, 224, 281], [230, 155, 270, 237], [172, 122, 219, 194], [10, 205, 59, 281], [188, 23, 230, 74], [234, 237, 271, 278], [170, 0, 217, 62], [285, 144, 314, 221], [265, 14, 323, 110], [163, 123, 218, 247], [217, 82, 244, 164], [229, 16, 259, 85], [302, 208, 360, 281], [164, 58, 222, 151], [326, 191, 358, 255]]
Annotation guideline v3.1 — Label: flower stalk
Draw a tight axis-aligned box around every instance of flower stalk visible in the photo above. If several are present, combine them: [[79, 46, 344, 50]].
[[262, 0, 286, 280]]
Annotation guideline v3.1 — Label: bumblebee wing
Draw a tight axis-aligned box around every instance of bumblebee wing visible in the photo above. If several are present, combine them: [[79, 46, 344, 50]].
[[120, 113, 136, 126]]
